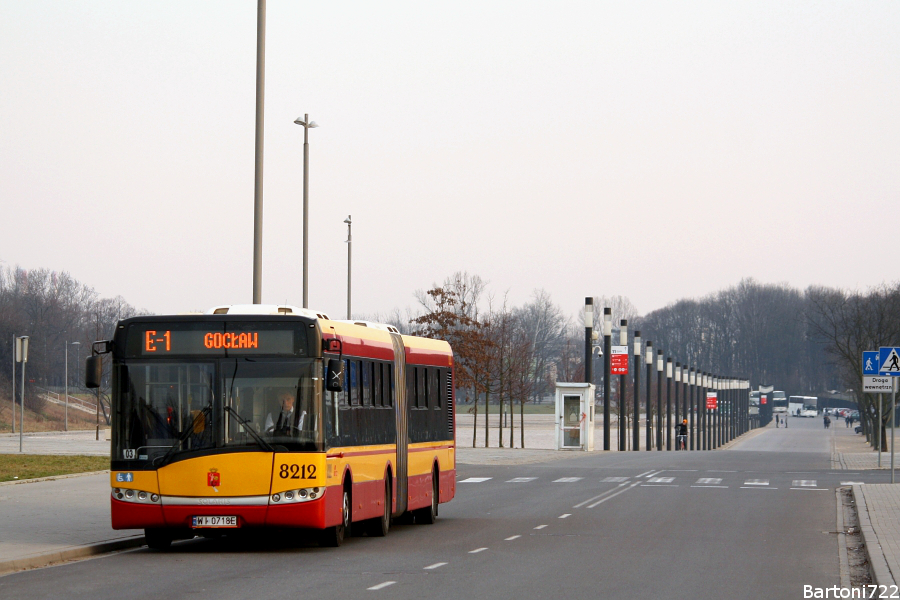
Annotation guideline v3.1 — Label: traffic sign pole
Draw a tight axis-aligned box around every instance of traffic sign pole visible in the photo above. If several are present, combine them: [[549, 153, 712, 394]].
[[879, 393, 882, 468], [892, 379, 896, 484]]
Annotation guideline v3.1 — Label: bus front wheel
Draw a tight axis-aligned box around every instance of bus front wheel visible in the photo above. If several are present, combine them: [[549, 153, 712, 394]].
[[320, 486, 351, 547]]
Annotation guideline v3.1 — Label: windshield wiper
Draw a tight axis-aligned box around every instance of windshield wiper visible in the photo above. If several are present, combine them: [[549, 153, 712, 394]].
[[153, 405, 212, 468], [224, 405, 275, 452]]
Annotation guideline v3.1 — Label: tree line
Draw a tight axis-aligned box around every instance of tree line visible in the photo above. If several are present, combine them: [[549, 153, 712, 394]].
[[0, 266, 144, 416], [3, 262, 894, 450]]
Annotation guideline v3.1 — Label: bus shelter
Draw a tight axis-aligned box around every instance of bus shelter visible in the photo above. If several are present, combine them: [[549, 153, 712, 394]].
[[555, 382, 595, 451]]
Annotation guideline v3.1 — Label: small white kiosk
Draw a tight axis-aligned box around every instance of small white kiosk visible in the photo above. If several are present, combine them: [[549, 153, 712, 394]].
[[555, 382, 596, 451]]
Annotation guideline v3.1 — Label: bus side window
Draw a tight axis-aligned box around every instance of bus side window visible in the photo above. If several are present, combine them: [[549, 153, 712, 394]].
[[417, 367, 426, 409], [385, 364, 393, 407], [429, 368, 440, 409], [349, 360, 359, 406], [362, 361, 372, 406], [374, 362, 383, 407]]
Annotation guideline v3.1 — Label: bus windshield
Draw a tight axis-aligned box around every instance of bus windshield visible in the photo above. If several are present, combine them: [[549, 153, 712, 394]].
[[114, 359, 323, 466]]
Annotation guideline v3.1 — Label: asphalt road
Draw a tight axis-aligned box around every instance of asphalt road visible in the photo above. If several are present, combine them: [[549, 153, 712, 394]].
[[0, 418, 890, 600]]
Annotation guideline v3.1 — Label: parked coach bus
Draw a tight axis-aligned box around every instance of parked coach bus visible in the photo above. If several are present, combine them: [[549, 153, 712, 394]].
[[86, 305, 456, 549]]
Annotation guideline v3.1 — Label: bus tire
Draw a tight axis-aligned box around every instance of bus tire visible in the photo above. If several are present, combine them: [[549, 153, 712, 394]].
[[320, 485, 351, 547], [367, 478, 391, 537], [144, 528, 173, 550], [414, 468, 438, 525]]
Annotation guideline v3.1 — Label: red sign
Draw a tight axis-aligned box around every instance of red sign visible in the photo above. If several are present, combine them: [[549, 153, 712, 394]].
[[611, 346, 629, 375], [761, 395, 767, 405], [706, 392, 718, 410]]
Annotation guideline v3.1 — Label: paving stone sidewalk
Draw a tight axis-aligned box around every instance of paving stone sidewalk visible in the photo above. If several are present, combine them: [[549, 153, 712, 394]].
[[854, 484, 900, 587]]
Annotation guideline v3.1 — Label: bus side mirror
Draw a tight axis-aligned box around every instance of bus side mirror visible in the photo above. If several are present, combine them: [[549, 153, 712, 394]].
[[85, 355, 102, 389], [326, 359, 344, 392]]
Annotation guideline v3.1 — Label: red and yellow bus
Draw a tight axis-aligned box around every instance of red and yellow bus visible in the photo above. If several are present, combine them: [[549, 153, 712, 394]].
[[87, 305, 456, 549]]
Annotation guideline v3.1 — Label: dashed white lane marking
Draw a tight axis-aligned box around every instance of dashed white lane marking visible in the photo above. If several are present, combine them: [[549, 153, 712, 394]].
[[534, 525, 548, 530], [666, 469, 699, 472], [459, 477, 491, 483], [841, 482, 865, 486], [741, 486, 777, 490], [554, 477, 583, 483], [707, 470, 737, 473], [791, 488, 829, 491], [587, 481, 642, 508], [743, 479, 769, 486], [636, 470, 654, 478], [559, 514, 571, 519], [424, 563, 447, 570], [601, 477, 630, 483], [643, 470, 663, 478], [692, 485, 728, 488], [642, 484, 678, 487], [505, 535, 521, 541], [507, 477, 537, 483], [696, 478, 722, 485], [469, 548, 488, 554], [647, 477, 675, 483], [368, 582, 396, 590], [792, 480, 817, 487]]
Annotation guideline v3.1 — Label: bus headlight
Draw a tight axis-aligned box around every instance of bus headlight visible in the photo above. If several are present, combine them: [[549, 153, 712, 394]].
[[269, 486, 325, 505]]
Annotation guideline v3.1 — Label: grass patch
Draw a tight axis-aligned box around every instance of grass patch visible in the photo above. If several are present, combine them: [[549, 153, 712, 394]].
[[0, 455, 109, 483]]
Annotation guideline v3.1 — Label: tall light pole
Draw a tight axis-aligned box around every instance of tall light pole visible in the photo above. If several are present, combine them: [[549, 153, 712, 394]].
[[633, 331, 641, 452], [16, 336, 28, 452], [584, 298, 593, 385], [65, 341, 80, 432], [344, 215, 352, 319], [645, 342, 653, 451], [602, 308, 611, 451], [294, 114, 319, 308], [252, 0, 266, 304], [619, 319, 628, 451]]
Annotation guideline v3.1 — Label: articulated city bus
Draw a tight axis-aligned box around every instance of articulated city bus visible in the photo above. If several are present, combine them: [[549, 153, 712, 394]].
[[87, 305, 456, 549]]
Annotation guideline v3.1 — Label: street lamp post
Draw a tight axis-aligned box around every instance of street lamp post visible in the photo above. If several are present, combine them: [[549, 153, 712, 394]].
[[602, 308, 611, 451], [252, 0, 267, 305], [619, 320, 628, 451], [16, 336, 28, 452], [633, 331, 641, 452], [674, 363, 681, 449], [688, 368, 696, 450], [584, 299, 593, 385], [645, 342, 653, 452], [294, 113, 319, 308], [656, 350, 663, 451], [344, 216, 352, 319], [666, 357, 672, 451]]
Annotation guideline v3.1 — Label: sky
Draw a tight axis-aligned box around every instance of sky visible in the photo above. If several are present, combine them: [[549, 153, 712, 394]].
[[1, 1, 898, 321]]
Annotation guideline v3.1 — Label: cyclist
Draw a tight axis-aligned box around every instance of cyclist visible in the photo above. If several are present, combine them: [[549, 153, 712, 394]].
[[676, 419, 688, 450]]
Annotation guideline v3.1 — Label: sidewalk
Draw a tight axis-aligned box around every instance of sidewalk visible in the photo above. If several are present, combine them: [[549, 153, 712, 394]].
[[0, 429, 110, 456], [832, 422, 891, 470], [0, 472, 143, 577], [854, 485, 900, 588]]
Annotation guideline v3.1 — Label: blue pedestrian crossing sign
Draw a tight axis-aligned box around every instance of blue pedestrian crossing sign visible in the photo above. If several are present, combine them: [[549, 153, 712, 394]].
[[879, 347, 900, 376], [863, 351, 880, 375]]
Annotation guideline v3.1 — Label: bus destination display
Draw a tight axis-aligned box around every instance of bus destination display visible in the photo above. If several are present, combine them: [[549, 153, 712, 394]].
[[134, 327, 297, 356]]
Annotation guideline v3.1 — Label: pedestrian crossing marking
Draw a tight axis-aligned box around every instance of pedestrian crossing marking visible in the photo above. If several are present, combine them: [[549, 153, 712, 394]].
[[743, 479, 769, 486], [841, 482, 865, 486], [459, 477, 492, 483], [553, 477, 583, 483], [507, 477, 537, 483], [696, 478, 722, 485], [791, 480, 816, 487], [647, 477, 675, 483], [601, 476, 630, 483]]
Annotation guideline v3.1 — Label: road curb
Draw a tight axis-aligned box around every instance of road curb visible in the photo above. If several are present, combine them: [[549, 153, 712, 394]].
[[853, 485, 896, 587], [0, 536, 145, 577], [0, 470, 109, 487]]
